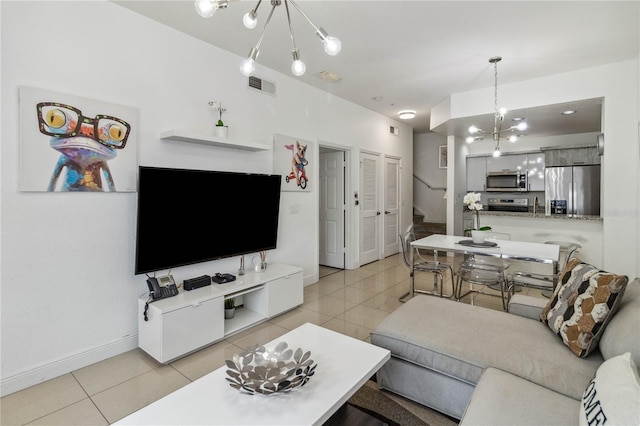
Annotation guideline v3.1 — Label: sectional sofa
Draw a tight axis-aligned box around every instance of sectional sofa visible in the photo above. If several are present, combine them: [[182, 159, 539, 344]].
[[371, 261, 640, 425]]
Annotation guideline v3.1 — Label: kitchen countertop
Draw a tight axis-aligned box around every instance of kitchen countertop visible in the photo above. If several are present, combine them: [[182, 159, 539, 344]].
[[465, 210, 603, 221]]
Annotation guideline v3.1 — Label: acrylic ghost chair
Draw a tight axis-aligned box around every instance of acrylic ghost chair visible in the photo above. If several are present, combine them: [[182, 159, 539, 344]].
[[455, 232, 511, 310], [507, 242, 581, 305], [398, 226, 455, 302]]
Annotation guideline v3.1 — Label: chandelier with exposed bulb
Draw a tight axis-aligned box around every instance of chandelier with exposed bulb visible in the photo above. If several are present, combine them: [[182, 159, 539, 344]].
[[195, 0, 342, 78], [466, 57, 528, 158]]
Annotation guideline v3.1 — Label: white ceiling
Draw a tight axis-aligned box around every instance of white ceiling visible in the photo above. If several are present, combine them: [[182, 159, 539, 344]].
[[112, 1, 638, 136]]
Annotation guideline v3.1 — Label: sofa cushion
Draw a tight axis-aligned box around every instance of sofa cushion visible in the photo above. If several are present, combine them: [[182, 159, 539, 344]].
[[508, 294, 547, 320], [599, 278, 640, 366], [371, 295, 602, 400], [579, 352, 640, 426], [540, 259, 628, 357], [461, 367, 580, 426]]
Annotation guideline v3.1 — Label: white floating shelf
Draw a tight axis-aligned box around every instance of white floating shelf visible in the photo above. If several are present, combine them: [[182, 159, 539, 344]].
[[160, 130, 271, 151]]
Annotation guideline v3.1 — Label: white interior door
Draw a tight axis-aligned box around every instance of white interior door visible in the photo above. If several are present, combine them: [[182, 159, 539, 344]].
[[319, 150, 345, 268], [360, 152, 380, 265], [384, 156, 400, 257]]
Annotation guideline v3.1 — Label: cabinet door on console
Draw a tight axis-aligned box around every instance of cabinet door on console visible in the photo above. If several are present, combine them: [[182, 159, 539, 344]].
[[162, 297, 224, 361], [139, 296, 224, 363], [267, 272, 303, 317]]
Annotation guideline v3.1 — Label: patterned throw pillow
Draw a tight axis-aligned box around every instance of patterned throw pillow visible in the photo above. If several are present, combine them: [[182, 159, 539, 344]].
[[540, 259, 628, 357]]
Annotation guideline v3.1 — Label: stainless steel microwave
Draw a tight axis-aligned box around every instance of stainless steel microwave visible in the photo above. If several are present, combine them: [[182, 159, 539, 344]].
[[486, 171, 527, 192]]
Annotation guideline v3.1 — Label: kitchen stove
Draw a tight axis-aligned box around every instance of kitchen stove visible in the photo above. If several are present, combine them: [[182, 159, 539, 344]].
[[488, 198, 529, 212]]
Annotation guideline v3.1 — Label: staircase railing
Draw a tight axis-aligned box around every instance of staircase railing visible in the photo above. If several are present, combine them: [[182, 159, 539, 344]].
[[413, 174, 446, 191], [413, 174, 447, 225]]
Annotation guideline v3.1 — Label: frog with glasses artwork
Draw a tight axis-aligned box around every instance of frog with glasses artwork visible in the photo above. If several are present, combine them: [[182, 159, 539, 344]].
[[36, 102, 131, 191]]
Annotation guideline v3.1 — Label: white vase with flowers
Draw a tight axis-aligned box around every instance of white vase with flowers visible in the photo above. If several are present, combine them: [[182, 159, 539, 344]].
[[463, 192, 492, 243], [209, 101, 228, 138]]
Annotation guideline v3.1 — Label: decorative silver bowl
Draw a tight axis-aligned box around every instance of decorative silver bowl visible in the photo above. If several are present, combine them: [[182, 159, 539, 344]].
[[225, 341, 317, 395]]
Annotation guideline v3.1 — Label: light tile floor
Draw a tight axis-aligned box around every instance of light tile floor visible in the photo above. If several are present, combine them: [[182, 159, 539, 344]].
[[1, 253, 547, 425]]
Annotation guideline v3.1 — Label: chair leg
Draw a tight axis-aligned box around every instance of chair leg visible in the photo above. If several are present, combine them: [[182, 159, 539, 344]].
[[398, 270, 415, 303], [455, 274, 463, 301], [410, 270, 415, 298], [452, 272, 458, 300], [445, 265, 455, 299]]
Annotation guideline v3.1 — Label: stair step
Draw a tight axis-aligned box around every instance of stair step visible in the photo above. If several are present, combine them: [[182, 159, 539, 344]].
[[412, 220, 446, 239]]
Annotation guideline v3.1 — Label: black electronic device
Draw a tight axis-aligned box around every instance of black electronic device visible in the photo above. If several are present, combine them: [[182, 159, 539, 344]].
[[184, 275, 212, 291], [135, 167, 281, 275], [212, 273, 236, 284], [146, 275, 179, 300]]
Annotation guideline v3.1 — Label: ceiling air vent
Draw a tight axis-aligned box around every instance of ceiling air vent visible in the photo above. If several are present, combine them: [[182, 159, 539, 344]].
[[248, 76, 276, 96]]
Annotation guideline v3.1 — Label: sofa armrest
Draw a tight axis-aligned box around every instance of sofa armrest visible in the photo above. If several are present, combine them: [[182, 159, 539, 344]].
[[508, 294, 547, 320]]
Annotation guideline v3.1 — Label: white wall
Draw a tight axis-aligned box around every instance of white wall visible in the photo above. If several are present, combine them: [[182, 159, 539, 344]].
[[413, 132, 446, 222], [441, 60, 639, 279], [0, 1, 413, 395]]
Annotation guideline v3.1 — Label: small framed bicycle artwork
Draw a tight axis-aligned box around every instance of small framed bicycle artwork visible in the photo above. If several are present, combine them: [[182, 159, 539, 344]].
[[274, 134, 313, 192]]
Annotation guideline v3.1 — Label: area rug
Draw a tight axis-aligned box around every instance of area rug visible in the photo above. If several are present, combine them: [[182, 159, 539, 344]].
[[347, 381, 458, 426]]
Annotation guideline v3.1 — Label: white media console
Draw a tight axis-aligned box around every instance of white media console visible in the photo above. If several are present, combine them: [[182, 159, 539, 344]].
[[137, 264, 303, 363]]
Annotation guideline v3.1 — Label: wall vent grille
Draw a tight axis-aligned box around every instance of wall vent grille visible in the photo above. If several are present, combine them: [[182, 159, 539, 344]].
[[248, 76, 276, 96], [390, 126, 399, 136]]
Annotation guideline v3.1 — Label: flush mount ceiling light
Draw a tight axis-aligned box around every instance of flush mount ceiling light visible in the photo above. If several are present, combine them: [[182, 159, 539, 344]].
[[398, 110, 416, 120], [317, 70, 342, 83], [561, 110, 577, 115], [466, 57, 528, 157], [195, 0, 341, 78]]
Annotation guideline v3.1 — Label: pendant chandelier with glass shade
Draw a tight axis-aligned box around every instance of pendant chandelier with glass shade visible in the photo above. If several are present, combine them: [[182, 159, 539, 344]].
[[194, 0, 342, 78], [466, 57, 528, 158]]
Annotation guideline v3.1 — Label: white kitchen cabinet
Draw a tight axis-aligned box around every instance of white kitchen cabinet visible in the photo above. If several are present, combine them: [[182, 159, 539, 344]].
[[138, 264, 303, 363], [466, 157, 487, 191], [486, 154, 528, 172], [526, 153, 546, 191]]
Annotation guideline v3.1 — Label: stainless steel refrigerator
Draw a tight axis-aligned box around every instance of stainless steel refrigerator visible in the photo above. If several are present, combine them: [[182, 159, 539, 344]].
[[545, 165, 601, 216]]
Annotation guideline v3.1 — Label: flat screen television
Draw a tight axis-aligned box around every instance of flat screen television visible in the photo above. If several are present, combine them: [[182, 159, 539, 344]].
[[135, 166, 281, 275]]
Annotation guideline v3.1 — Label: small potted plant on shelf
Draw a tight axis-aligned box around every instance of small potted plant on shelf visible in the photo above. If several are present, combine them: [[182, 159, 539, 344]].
[[224, 298, 235, 319], [209, 101, 228, 138]]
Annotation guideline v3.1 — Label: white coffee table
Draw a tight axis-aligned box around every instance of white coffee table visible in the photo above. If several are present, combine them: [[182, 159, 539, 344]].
[[115, 322, 391, 425]]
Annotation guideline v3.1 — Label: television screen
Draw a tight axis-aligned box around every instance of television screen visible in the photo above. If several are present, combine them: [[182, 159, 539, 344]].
[[135, 166, 281, 275]]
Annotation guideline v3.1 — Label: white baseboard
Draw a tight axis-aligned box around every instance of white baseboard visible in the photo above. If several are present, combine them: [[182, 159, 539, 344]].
[[1, 335, 139, 397], [304, 273, 319, 286]]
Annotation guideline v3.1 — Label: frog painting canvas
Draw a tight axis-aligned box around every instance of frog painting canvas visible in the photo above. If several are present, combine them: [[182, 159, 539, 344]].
[[20, 86, 138, 192]]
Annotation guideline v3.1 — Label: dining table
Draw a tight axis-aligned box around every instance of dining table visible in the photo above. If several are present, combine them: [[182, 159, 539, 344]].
[[408, 234, 560, 299]]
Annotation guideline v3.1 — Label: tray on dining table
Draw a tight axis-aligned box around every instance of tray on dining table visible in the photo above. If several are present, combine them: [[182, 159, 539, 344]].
[[457, 239, 499, 248]]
